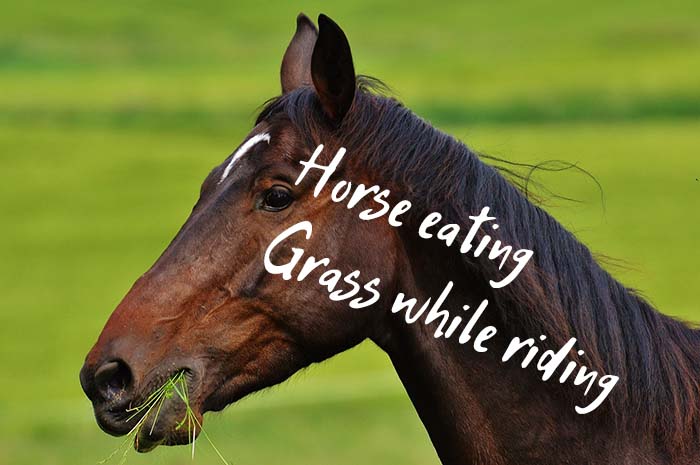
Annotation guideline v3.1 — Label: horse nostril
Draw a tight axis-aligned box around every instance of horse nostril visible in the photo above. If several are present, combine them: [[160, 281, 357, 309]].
[[94, 360, 132, 401]]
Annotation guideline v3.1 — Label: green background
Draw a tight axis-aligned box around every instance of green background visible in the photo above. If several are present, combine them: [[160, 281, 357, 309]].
[[1, 1, 698, 464]]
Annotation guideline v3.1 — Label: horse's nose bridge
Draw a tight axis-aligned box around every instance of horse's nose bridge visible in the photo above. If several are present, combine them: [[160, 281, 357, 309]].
[[113, 248, 206, 320], [85, 275, 187, 369], [144, 242, 216, 300]]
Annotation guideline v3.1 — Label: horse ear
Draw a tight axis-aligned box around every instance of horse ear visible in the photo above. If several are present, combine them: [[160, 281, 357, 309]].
[[281, 13, 318, 94], [311, 14, 356, 123]]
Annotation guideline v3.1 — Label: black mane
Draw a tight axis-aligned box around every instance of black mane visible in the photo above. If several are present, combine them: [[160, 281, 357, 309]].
[[257, 78, 700, 449]]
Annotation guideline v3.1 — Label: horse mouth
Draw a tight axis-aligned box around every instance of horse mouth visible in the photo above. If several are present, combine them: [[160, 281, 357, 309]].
[[132, 406, 202, 452], [93, 370, 204, 452]]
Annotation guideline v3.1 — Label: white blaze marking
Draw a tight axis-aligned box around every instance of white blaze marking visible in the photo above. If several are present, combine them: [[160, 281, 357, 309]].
[[219, 132, 271, 183]]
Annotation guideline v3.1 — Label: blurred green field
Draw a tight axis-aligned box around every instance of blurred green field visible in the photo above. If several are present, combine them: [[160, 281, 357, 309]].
[[1, 1, 699, 464]]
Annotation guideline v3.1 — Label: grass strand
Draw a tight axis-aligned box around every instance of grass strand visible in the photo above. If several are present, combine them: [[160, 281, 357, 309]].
[[99, 372, 230, 465]]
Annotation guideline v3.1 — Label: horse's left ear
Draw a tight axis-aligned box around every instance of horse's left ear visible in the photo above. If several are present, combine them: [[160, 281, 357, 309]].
[[281, 13, 318, 94], [311, 14, 356, 123]]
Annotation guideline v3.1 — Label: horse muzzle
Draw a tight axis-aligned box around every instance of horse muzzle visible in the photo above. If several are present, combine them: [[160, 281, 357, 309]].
[[80, 355, 203, 450]]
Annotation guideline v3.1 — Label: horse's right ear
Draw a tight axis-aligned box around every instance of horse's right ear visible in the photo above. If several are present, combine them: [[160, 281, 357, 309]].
[[311, 14, 356, 123], [280, 13, 318, 94]]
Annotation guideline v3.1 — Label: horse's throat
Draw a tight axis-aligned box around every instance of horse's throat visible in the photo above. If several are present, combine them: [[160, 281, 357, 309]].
[[381, 315, 507, 465]]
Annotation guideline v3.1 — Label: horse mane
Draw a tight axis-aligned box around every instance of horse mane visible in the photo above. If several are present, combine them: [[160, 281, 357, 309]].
[[256, 77, 700, 449]]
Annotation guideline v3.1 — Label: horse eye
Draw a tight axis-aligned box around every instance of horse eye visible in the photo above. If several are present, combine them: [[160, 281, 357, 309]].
[[262, 186, 293, 212]]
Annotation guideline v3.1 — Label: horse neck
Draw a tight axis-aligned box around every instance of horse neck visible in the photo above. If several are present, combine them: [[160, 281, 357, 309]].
[[351, 106, 700, 460], [365, 165, 692, 464], [371, 247, 642, 465], [370, 219, 700, 464]]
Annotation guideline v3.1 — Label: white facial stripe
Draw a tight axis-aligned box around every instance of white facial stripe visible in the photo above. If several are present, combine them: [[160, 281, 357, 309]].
[[219, 132, 271, 183]]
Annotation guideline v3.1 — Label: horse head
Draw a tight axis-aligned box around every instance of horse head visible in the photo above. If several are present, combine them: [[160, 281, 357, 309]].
[[80, 14, 400, 451]]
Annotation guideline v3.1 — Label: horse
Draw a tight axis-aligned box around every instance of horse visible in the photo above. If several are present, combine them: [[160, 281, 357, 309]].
[[80, 13, 700, 464]]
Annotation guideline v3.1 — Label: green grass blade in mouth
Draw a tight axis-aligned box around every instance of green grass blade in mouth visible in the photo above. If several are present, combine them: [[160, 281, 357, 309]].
[[100, 371, 231, 465], [171, 372, 231, 465]]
